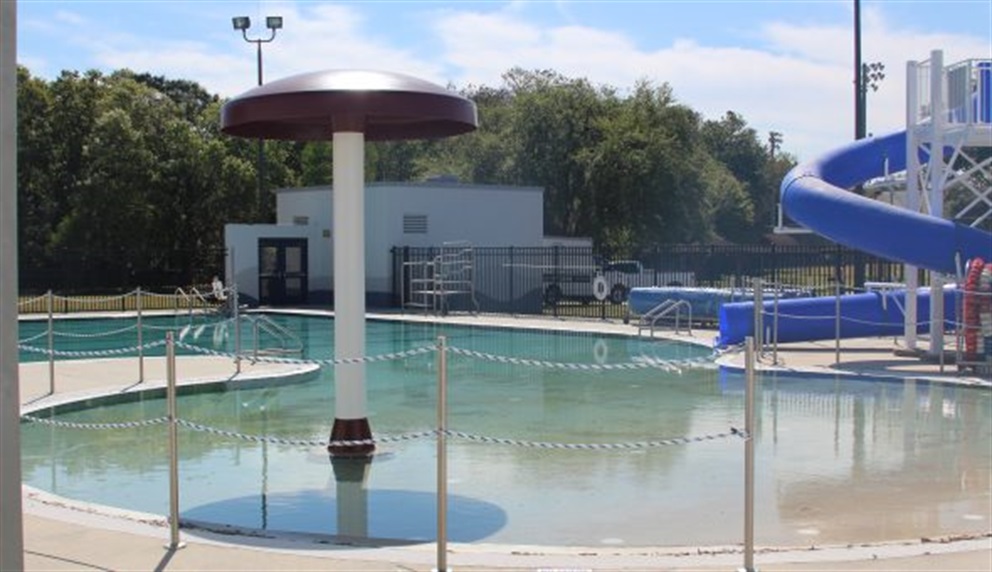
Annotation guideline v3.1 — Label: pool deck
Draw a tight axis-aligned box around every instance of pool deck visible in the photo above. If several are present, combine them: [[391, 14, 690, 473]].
[[16, 312, 992, 571]]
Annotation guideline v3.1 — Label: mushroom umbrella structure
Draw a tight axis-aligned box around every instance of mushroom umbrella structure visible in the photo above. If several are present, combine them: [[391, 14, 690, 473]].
[[222, 70, 477, 456]]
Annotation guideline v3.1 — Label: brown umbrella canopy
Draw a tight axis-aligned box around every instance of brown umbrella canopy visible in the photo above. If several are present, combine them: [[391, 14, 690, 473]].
[[221, 69, 478, 141]]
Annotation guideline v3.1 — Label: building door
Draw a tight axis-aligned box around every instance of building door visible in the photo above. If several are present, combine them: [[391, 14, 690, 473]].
[[258, 238, 308, 306]]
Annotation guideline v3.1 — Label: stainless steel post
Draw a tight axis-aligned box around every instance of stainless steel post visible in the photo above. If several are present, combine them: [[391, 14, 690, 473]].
[[136, 287, 144, 383], [742, 336, 757, 572], [47, 289, 54, 394], [835, 280, 842, 364], [253, 319, 260, 361], [772, 283, 780, 365], [751, 278, 763, 358], [233, 273, 242, 374], [165, 332, 185, 550], [436, 335, 449, 572]]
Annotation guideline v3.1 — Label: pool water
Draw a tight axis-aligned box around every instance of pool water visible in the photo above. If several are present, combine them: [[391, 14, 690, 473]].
[[19, 314, 992, 547]]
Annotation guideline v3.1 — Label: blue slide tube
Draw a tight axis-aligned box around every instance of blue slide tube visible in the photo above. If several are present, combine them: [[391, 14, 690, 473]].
[[780, 130, 991, 274], [716, 126, 991, 347]]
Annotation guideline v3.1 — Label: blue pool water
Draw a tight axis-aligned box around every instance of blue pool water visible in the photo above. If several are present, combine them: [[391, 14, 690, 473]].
[[18, 313, 992, 547]]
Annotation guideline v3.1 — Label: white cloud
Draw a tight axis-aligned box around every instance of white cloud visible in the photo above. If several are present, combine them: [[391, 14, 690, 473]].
[[19, 1, 990, 162], [429, 4, 991, 160]]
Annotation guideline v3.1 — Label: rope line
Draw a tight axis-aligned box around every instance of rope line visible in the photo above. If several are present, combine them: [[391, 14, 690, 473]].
[[52, 323, 139, 339], [17, 331, 49, 344], [21, 414, 169, 430], [20, 336, 719, 371], [17, 294, 49, 307], [21, 414, 748, 450], [18, 339, 168, 358], [176, 419, 435, 447], [446, 428, 746, 449], [174, 341, 436, 365], [447, 346, 717, 371], [51, 292, 132, 304]]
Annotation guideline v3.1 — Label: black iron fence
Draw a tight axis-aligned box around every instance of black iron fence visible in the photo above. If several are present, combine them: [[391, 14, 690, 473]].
[[20, 243, 918, 322], [391, 244, 919, 320]]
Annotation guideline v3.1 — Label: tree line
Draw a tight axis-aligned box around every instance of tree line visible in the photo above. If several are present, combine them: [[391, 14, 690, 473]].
[[16, 65, 798, 291]]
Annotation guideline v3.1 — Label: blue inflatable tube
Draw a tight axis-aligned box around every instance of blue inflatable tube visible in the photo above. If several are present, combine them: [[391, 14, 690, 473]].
[[630, 286, 813, 322], [717, 288, 957, 346]]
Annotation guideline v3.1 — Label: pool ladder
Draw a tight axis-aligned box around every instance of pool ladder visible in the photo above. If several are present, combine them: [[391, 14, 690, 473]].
[[637, 299, 693, 337], [240, 314, 304, 360]]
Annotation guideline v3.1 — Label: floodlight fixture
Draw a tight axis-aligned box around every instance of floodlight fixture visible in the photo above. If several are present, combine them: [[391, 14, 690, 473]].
[[231, 14, 284, 218]]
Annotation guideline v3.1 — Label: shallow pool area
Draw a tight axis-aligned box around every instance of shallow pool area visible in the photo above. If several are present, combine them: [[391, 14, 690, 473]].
[[18, 313, 992, 548]]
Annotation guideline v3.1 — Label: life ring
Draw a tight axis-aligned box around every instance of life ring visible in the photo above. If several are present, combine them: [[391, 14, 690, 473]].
[[963, 258, 985, 360], [593, 338, 609, 364], [592, 276, 609, 301]]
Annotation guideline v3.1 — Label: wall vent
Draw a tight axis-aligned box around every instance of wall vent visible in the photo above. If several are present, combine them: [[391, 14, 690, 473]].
[[403, 214, 428, 234]]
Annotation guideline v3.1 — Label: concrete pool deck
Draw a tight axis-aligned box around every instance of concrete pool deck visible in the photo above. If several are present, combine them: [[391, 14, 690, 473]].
[[16, 313, 992, 571]]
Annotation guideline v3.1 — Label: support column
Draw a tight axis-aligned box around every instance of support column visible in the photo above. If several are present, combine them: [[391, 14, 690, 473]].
[[904, 59, 921, 351], [927, 50, 946, 359], [329, 130, 374, 456], [0, 1, 25, 569]]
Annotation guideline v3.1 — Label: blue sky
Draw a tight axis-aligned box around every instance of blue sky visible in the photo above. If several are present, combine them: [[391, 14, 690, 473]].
[[14, 1, 992, 161]]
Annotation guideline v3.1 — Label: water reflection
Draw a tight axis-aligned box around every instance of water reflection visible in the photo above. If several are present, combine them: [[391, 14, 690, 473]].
[[18, 316, 991, 546], [722, 370, 992, 542]]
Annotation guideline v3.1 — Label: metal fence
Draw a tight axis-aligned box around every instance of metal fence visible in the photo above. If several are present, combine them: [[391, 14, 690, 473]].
[[20, 243, 916, 322], [391, 244, 917, 320]]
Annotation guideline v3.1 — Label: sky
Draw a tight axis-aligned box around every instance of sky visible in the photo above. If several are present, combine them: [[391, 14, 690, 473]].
[[13, 0, 992, 162]]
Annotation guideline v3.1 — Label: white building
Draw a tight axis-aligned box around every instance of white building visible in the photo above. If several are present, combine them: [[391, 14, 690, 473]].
[[225, 180, 544, 307]]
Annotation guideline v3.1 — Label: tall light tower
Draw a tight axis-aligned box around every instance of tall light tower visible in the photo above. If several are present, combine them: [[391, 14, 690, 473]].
[[854, 0, 885, 141], [852, 0, 884, 288], [232, 15, 282, 220]]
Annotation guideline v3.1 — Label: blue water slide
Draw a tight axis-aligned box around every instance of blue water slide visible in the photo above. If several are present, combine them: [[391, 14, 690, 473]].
[[716, 126, 992, 347], [779, 130, 991, 275]]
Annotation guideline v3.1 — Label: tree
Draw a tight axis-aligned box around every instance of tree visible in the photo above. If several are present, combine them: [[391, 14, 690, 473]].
[[16, 66, 56, 274], [700, 111, 780, 240], [502, 69, 611, 237]]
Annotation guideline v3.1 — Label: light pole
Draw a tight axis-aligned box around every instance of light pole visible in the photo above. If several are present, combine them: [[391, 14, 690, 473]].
[[858, 62, 885, 138], [232, 15, 282, 219], [768, 131, 782, 157], [852, 0, 884, 289], [853, 0, 884, 141]]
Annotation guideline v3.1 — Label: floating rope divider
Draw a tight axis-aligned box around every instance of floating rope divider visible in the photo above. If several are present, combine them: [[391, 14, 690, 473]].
[[741, 336, 757, 572], [47, 289, 54, 394], [136, 286, 144, 383], [436, 334, 450, 572], [165, 332, 185, 551]]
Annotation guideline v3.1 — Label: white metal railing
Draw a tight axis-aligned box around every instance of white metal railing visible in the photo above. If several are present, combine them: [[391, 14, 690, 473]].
[[912, 56, 992, 127], [402, 242, 479, 315], [240, 313, 303, 359], [638, 298, 692, 337]]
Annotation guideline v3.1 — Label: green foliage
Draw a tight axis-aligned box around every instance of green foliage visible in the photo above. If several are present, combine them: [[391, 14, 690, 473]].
[[16, 64, 800, 290]]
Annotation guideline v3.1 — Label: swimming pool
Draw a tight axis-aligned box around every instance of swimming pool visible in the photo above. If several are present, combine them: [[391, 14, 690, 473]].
[[19, 313, 992, 548]]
